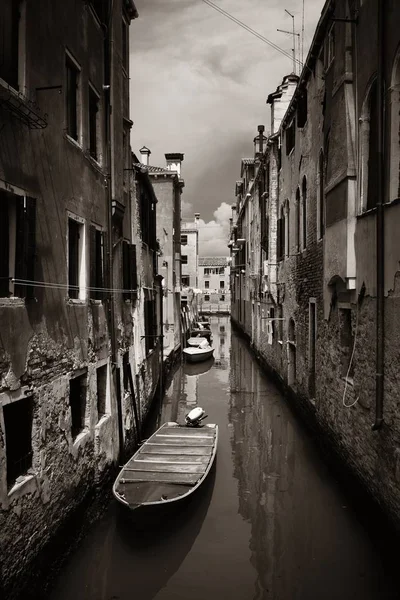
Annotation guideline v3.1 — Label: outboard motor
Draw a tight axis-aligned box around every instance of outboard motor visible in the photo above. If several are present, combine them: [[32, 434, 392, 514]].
[[185, 406, 208, 427]]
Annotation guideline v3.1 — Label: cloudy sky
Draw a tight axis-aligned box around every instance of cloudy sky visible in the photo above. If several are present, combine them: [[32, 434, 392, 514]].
[[129, 0, 325, 255]]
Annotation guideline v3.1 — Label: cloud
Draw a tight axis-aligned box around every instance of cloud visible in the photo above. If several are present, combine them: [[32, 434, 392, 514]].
[[131, 0, 326, 220], [183, 201, 233, 256]]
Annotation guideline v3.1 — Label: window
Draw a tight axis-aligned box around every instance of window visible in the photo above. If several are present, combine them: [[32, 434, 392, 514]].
[[204, 268, 210, 276], [3, 396, 33, 488], [90, 225, 104, 300], [69, 372, 87, 439], [144, 289, 156, 354], [340, 309, 355, 379], [277, 305, 283, 342], [220, 294, 225, 301], [295, 187, 300, 251], [204, 294, 210, 301], [318, 151, 325, 238], [325, 24, 335, 69], [0, 190, 36, 299], [181, 234, 188, 245], [0, 0, 25, 90], [285, 120, 295, 155], [297, 90, 308, 128], [220, 325, 225, 333], [122, 241, 137, 301], [181, 254, 188, 265], [96, 364, 108, 419], [122, 351, 130, 393], [277, 207, 285, 261], [88, 85, 100, 161], [122, 18, 128, 72], [301, 176, 307, 250], [220, 337, 225, 345], [268, 307, 275, 344], [220, 281, 225, 289], [389, 50, 400, 201], [285, 201, 290, 257], [89, 0, 106, 22], [182, 276, 190, 287], [122, 240, 137, 300], [68, 216, 85, 300], [205, 280, 209, 289], [309, 300, 317, 397], [65, 53, 80, 142]]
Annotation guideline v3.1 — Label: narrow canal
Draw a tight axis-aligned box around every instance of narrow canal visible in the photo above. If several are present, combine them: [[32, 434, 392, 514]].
[[46, 316, 398, 600]]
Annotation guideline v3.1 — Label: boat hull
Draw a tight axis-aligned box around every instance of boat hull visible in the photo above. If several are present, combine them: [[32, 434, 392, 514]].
[[113, 422, 218, 517], [183, 348, 214, 363]]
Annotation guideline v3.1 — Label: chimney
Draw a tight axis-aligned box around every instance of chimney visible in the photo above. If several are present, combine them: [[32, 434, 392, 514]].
[[165, 153, 184, 177], [139, 146, 151, 166], [194, 213, 200, 228], [266, 73, 298, 134]]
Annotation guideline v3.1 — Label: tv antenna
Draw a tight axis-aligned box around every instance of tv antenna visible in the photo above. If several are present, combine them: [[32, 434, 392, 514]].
[[277, 9, 301, 75]]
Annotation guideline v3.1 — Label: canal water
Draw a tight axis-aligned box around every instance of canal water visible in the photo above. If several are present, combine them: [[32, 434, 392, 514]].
[[46, 316, 398, 600]]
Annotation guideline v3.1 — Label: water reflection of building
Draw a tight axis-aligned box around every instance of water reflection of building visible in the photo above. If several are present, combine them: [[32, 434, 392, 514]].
[[228, 334, 359, 599]]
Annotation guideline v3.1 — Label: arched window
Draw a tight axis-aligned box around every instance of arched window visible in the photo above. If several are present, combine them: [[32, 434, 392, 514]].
[[285, 200, 290, 257], [295, 187, 300, 252], [389, 48, 400, 201], [301, 176, 307, 250], [318, 150, 325, 238], [359, 78, 378, 211]]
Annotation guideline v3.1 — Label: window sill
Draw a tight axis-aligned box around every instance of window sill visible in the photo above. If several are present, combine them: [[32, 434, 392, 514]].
[[72, 429, 90, 447], [7, 473, 37, 499], [90, 299, 103, 305], [278, 340, 283, 346], [96, 414, 111, 428], [65, 134, 82, 150], [0, 297, 26, 307], [67, 298, 87, 305]]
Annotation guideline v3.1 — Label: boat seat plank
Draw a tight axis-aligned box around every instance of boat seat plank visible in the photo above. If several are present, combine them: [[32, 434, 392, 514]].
[[126, 462, 205, 474], [158, 428, 215, 437], [150, 436, 213, 446], [139, 446, 213, 456], [135, 455, 210, 464], [119, 471, 200, 485]]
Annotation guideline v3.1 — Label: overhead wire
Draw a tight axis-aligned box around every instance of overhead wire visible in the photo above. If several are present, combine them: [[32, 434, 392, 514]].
[[200, 0, 303, 71]]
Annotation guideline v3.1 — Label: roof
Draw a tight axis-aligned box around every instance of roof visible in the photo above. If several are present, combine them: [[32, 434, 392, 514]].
[[199, 257, 229, 267]]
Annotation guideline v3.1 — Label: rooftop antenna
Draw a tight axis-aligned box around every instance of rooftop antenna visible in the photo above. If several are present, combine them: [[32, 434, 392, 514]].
[[277, 9, 300, 75]]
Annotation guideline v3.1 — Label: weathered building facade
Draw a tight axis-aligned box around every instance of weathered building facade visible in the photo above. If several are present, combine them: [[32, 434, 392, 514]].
[[231, 0, 400, 529], [198, 257, 230, 314], [139, 149, 185, 356], [0, 1, 163, 595]]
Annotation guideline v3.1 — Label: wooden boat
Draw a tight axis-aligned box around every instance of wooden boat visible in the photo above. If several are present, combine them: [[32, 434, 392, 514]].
[[183, 345, 214, 363], [190, 327, 212, 341], [113, 419, 218, 513], [187, 335, 208, 347]]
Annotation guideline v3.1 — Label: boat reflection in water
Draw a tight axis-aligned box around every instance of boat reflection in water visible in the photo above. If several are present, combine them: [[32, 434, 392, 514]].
[[183, 356, 215, 377]]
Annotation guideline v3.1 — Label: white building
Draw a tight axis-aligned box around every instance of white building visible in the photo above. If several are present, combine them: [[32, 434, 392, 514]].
[[198, 257, 231, 314]]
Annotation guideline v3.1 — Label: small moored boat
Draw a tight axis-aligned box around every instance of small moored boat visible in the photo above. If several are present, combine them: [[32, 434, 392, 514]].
[[187, 336, 209, 347], [183, 344, 214, 363], [113, 408, 218, 513]]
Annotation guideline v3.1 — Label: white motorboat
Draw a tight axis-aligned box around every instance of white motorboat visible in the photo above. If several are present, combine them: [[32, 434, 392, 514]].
[[187, 336, 208, 347], [183, 340, 214, 363]]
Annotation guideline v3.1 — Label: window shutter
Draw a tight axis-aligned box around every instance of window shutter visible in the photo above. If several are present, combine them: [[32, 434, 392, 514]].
[[25, 197, 36, 300], [277, 218, 282, 260], [89, 225, 97, 299], [96, 230, 104, 300], [130, 243, 137, 301], [14, 196, 26, 298], [122, 240, 130, 300]]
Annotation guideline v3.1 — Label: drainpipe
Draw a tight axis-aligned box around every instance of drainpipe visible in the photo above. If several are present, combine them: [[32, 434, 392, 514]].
[[372, 0, 384, 431], [104, 2, 124, 455]]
